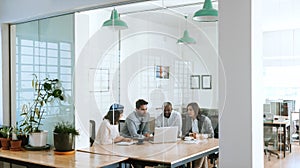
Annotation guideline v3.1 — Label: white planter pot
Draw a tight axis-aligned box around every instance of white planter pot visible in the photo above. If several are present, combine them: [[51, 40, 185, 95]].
[[29, 130, 48, 147]]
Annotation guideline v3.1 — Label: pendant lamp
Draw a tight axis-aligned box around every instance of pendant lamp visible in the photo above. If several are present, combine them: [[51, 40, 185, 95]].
[[193, 0, 218, 22], [177, 30, 196, 44], [177, 16, 196, 44], [102, 8, 128, 30]]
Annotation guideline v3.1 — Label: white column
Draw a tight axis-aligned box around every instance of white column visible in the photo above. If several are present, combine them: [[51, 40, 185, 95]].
[[1, 24, 10, 125], [219, 0, 263, 167]]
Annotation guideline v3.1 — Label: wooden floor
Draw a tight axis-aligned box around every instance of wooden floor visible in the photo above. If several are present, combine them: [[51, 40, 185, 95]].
[[264, 142, 300, 168]]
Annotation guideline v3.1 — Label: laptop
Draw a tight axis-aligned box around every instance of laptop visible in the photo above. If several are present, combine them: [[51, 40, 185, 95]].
[[149, 126, 178, 144]]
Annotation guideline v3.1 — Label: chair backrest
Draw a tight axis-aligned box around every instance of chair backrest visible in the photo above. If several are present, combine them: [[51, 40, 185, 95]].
[[149, 117, 155, 133], [264, 126, 276, 142], [181, 108, 219, 138], [90, 120, 95, 147], [119, 120, 125, 132]]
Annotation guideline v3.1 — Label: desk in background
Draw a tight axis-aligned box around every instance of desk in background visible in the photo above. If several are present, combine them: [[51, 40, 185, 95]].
[[0, 149, 128, 168], [79, 138, 219, 168], [264, 120, 291, 158]]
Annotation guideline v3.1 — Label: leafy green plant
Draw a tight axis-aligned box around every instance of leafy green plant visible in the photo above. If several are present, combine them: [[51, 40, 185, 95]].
[[0, 126, 11, 139], [20, 74, 65, 133], [54, 122, 79, 135]]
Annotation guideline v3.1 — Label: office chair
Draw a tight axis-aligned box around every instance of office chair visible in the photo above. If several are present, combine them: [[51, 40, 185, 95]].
[[208, 123, 218, 168], [118, 120, 125, 132], [90, 120, 95, 147], [264, 126, 280, 161]]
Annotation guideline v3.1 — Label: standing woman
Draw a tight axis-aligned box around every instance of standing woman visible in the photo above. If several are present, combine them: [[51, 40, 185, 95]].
[[93, 104, 132, 145], [183, 102, 214, 168]]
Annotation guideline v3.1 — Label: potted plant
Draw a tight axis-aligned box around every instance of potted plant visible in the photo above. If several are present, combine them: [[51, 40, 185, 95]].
[[10, 124, 22, 151], [17, 128, 29, 147], [53, 121, 79, 152], [0, 126, 11, 150], [20, 74, 65, 147]]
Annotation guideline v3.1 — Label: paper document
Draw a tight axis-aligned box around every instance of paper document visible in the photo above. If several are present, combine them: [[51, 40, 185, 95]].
[[115, 141, 135, 146]]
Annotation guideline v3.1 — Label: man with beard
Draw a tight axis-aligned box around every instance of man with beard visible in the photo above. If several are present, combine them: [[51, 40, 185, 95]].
[[155, 102, 182, 137]]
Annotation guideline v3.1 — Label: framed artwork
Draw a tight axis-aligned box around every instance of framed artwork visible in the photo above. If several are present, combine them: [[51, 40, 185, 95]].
[[155, 65, 169, 79], [190, 75, 200, 89], [202, 75, 212, 89]]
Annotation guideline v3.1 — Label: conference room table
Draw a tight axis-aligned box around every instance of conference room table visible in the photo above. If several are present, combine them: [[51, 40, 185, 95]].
[[0, 149, 128, 168], [78, 138, 219, 168]]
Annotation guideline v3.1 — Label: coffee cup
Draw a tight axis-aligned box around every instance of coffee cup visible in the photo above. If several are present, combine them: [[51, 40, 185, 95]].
[[137, 135, 144, 145]]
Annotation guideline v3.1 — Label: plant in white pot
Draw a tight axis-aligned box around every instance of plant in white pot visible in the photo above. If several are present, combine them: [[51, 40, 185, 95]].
[[20, 74, 65, 147], [53, 121, 79, 152]]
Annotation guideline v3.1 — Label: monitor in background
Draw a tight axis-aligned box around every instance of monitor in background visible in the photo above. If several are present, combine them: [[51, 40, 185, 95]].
[[279, 102, 288, 116], [270, 102, 288, 116], [263, 104, 271, 113], [283, 100, 296, 113], [263, 104, 273, 121]]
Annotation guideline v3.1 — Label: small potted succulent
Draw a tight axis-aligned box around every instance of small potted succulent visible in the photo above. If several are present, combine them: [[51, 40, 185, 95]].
[[10, 124, 22, 151], [0, 126, 12, 150], [53, 121, 79, 152]]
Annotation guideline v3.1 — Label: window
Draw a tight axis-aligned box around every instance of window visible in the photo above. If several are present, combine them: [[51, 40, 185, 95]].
[[11, 14, 75, 145]]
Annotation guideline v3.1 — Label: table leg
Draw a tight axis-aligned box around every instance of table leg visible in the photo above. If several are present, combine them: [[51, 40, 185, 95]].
[[284, 125, 286, 158], [288, 126, 291, 153]]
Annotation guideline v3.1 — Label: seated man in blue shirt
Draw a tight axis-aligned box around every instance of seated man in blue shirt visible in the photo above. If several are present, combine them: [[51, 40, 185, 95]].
[[121, 99, 150, 138]]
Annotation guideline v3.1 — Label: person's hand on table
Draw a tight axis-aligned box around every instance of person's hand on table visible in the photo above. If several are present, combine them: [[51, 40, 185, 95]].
[[143, 133, 153, 141], [123, 138, 132, 142]]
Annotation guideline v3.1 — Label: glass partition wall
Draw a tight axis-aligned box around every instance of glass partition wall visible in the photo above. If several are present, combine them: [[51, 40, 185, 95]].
[[76, 2, 218, 148], [9, 1, 218, 148], [10, 14, 75, 145]]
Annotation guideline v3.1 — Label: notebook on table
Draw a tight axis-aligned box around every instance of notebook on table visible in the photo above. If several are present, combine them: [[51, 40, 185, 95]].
[[149, 126, 178, 144]]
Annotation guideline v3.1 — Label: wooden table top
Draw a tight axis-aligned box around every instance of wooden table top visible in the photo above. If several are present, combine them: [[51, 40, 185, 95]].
[[0, 149, 128, 168], [78, 138, 219, 165]]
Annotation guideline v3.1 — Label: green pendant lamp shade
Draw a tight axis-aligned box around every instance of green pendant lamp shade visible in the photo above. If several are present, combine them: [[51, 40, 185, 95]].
[[193, 0, 218, 22], [102, 8, 128, 30], [177, 30, 196, 44]]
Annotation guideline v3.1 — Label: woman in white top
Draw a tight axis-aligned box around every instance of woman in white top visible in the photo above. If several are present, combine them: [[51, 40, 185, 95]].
[[94, 104, 132, 145]]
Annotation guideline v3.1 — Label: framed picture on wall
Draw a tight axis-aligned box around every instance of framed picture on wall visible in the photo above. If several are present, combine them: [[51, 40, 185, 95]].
[[202, 75, 212, 89], [155, 65, 170, 79], [190, 75, 200, 89]]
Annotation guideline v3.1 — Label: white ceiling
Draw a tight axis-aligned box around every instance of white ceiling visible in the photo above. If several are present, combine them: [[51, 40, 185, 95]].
[[112, 0, 218, 16], [81, 0, 218, 28]]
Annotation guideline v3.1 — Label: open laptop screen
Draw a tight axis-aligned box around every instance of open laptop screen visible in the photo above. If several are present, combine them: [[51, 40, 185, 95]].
[[151, 126, 178, 143]]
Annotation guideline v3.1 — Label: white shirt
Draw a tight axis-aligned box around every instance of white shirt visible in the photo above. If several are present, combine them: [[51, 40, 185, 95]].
[[94, 119, 120, 145], [192, 118, 199, 133], [155, 110, 182, 137]]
